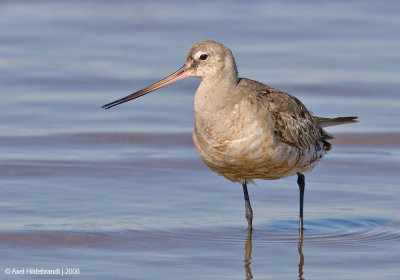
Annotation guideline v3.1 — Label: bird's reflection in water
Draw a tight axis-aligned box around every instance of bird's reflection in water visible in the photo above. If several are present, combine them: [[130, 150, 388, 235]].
[[298, 236, 305, 280], [244, 229, 253, 280], [243, 230, 305, 280]]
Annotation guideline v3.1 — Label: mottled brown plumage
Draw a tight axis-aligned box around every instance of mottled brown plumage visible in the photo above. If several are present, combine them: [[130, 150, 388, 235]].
[[257, 85, 332, 150]]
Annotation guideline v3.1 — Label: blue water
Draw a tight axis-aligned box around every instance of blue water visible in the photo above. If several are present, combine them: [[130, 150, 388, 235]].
[[0, 0, 399, 279]]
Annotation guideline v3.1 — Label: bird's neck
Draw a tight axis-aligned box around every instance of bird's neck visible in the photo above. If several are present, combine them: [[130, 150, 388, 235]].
[[195, 74, 239, 114], [193, 73, 241, 144]]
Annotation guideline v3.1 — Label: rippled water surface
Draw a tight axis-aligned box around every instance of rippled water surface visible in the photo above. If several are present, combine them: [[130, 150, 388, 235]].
[[1, 0, 400, 279]]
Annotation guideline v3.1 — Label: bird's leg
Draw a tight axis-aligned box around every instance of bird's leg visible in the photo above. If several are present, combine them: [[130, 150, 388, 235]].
[[297, 173, 305, 235], [242, 181, 253, 230]]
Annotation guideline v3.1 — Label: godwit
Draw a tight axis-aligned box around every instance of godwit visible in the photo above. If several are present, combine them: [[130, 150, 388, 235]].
[[102, 40, 357, 233]]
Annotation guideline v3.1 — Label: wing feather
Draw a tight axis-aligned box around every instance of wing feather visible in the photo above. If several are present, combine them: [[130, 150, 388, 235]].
[[257, 87, 329, 149]]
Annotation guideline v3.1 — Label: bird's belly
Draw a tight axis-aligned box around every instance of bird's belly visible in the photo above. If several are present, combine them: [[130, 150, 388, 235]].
[[193, 130, 324, 183]]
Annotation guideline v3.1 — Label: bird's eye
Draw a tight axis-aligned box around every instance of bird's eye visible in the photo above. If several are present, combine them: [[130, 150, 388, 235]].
[[199, 54, 208, 60]]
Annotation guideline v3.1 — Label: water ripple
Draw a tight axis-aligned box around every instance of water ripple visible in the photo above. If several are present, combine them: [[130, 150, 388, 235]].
[[247, 216, 400, 246], [0, 217, 399, 250], [148, 216, 400, 248]]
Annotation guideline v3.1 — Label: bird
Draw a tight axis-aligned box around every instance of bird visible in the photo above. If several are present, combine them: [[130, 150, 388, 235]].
[[102, 40, 358, 234]]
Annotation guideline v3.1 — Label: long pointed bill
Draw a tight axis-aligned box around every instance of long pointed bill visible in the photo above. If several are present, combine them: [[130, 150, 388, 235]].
[[102, 66, 189, 109]]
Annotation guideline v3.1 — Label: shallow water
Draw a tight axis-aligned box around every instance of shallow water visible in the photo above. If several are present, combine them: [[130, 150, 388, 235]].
[[1, 0, 400, 279]]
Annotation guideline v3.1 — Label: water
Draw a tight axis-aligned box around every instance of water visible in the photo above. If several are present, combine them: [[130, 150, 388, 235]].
[[1, 0, 399, 279]]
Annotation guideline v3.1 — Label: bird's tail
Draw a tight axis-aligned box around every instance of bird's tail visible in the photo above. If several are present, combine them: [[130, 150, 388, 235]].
[[315, 116, 358, 128]]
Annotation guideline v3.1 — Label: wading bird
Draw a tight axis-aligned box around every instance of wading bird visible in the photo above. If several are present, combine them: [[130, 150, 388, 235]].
[[102, 40, 357, 234]]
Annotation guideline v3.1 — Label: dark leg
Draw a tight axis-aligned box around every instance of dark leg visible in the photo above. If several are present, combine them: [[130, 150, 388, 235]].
[[297, 173, 305, 235], [242, 181, 253, 230]]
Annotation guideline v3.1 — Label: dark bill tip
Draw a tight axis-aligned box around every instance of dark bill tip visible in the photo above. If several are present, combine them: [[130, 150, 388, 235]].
[[101, 66, 188, 110]]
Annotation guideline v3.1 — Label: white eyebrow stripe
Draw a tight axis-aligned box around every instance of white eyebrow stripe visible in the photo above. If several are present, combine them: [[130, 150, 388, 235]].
[[194, 51, 204, 59]]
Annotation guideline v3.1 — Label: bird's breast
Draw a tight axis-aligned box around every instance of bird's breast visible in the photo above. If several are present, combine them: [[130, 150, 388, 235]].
[[193, 103, 288, 181]]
